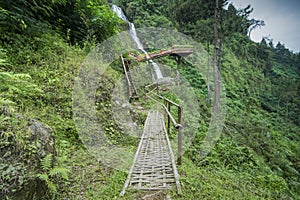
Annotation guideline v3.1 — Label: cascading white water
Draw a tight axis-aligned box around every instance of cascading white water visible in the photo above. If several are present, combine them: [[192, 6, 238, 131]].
[[111, 5, 163, 80], [111, 5, 127, 21]]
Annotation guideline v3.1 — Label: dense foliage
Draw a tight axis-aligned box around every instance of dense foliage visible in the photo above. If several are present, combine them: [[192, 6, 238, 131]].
[[0, 0, 120, 45], [1, 0, 299, 199]]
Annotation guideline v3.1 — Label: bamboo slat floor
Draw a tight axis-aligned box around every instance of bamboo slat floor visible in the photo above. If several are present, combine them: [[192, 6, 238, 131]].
[[120, 111, 181, 196]]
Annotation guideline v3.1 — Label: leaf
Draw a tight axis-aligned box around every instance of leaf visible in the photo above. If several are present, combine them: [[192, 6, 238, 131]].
[[47, 181, 57, 194], [40, 154, 52, 171], [49, 167, 70, 180], [0, 97, 15, 105], [13, 73, 31, 80], [37, 173, 49, 182], [0, 72, 13, 80]]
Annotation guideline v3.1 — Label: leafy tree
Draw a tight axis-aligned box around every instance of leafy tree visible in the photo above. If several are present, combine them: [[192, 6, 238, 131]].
[[258, 38, 273, 76], [118, 0, 173, 28], [274, 42, 293, 65], [0, 0, 120, 45], [223, 3, 245, 36], [248, 19, 265, 37]]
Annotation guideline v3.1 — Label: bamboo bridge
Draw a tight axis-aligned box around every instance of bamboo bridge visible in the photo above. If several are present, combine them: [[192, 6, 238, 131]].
[[120, 46, 192, 196]]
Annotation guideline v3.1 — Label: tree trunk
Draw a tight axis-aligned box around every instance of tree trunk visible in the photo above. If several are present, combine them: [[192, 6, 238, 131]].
[[213, 0, 221, 113], [219, 2, 223, 72], [207, 42, 211, 104]]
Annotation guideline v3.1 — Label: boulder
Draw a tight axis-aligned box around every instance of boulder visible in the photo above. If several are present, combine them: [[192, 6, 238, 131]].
[[0, 115, 55, 200]]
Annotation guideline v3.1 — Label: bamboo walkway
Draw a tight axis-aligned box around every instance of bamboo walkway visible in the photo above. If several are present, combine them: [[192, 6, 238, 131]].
[[120, 111, 181, 196], [128, 46, 193, 62]]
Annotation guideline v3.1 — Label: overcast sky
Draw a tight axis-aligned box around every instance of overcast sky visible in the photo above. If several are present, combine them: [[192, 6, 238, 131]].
[[229, 0, 300, 53]]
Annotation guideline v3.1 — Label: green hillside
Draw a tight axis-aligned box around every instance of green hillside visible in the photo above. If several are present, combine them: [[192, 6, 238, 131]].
[[1, 0, 299, 199]]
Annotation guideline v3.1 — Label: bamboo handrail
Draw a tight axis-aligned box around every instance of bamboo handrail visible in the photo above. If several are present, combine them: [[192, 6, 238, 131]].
[[146, 94, 181, 129], [144, 85, 183, 165], [121, 55, 132, 98]]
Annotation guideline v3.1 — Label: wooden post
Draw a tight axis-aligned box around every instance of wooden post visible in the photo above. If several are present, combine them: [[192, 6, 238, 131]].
[[120, 56, 132, 99], [177, 106, 182, 165], [167, 102, 171, 135], [164, 99, 168, 126], [176, 56, 181, 86]]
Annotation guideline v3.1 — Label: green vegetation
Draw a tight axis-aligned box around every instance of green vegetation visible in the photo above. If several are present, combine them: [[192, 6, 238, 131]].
[[1, 0, 299, 199]]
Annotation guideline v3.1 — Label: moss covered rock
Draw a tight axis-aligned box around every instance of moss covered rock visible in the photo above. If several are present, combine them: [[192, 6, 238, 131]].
[[0, 109, 55, 199]]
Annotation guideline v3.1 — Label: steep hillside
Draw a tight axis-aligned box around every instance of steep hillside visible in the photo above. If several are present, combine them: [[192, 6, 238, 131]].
[[0, 0, 299, 199]]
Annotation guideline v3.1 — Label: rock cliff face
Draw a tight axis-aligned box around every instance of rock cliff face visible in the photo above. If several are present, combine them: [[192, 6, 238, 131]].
[[0, 109, 55, 200]]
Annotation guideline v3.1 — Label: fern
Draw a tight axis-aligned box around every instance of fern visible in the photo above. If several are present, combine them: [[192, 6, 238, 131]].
[[49, 167, 69, 180], [12, 73, 31, 80], [0, 97, 15, 106], [0, 48, 9, 67], [0, 71, 43, 107], [37, 154, 69, 195], [36, 173, 57, 194], [0, 71, 12, 79], [47, 181, 57, 194], [36, 173, 49, 182], [40, 153, 52, 171]]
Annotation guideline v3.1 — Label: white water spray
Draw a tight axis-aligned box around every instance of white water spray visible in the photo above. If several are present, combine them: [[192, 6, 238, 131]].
[[111, 5, 127, 21], [111, 5, 163, 80]]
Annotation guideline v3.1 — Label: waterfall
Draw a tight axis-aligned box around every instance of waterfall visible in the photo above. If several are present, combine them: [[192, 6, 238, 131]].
[[111, 5, 163, 80], [111, 5, 127, 21]]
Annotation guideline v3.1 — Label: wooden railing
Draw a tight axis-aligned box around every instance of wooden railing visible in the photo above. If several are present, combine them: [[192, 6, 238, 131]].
[[120, 55, 138, 100]]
